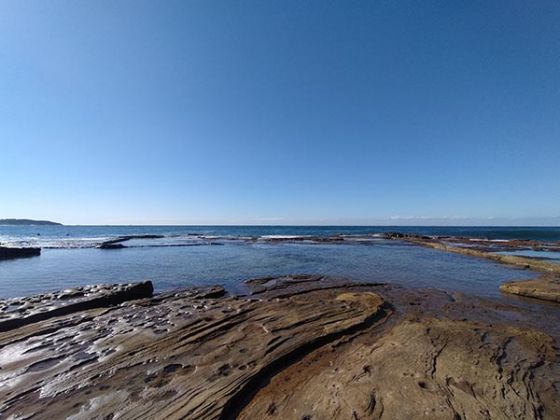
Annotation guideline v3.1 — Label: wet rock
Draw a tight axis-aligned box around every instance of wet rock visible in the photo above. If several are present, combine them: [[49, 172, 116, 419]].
[[98, 243, 126, 249], [385, 231, 407, 239], [0, 281, 154, 332], [384, 233, 560, 304], [97, 235, 165, 249], [58, 288, 85, 300], [501, 275, 560, 303], [0, 246, 41, 260], [0, 277, 386, 419], [194, 285, 226, 299], [245, 275, 386, 298], [389, 234, 560, 274]]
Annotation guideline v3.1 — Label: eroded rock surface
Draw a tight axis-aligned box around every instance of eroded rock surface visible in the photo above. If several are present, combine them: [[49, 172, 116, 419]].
[[0, 278, 386, 419], [240, 318, 559, 419], [0, 276, 558, 419], [0, 281, 154, 332]]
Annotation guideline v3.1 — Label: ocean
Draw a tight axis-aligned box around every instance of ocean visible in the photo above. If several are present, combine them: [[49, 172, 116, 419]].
[[1, 225, 558, 299]]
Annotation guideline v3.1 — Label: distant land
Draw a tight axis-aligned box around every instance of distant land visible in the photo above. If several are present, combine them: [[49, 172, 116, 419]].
[[0, 219, 62, 226]]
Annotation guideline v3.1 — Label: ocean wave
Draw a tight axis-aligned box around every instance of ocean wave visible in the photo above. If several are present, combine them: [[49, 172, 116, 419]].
[[469, 238, 510, 243], [0, 237, 110, 249], [0, 232, 394, 249], [259, 235, 308, 239]]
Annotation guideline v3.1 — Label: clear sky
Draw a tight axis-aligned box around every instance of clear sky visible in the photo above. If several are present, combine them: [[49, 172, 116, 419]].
[[1, 1, 559, 225]]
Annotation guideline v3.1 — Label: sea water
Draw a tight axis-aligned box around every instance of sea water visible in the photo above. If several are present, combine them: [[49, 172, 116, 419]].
[[0, 225, 552, 298]]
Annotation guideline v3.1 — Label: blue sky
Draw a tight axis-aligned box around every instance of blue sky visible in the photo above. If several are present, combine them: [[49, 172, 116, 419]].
[[1, 0, 559, 225]]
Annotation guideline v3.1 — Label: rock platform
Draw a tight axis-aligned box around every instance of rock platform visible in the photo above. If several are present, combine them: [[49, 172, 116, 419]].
[[0, 276, 559, 419]]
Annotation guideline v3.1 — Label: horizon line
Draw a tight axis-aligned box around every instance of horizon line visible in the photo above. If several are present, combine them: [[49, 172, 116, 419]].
[[11, 223, 560, 228]]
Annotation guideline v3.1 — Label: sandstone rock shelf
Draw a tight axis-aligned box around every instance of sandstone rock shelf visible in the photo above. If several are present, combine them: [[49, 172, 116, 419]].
[[500, 275, 560, 303], [0, 276, 558, 419], [0, 281, 154, 332]]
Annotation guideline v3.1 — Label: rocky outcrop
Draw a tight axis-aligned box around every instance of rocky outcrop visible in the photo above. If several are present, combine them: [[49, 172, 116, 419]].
[[0, 281, 154, 332], [98, 234, 165, 249], [239, 317, 559, 419], [0, 277, 386, 419], [98, 242, 126, 249], [501, 275, 560, 303], [0, 276, 558, 419], [0, 246, 41, 260]]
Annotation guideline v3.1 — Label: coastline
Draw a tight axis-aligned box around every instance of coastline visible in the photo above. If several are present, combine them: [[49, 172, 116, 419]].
[[2, 228, 559, 301], [1, 230, 559, 418]]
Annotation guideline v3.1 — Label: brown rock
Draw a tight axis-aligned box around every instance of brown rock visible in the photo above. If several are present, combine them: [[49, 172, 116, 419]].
[[0, 276, 558, 420], [501, 275, 560, 303], [0, 278, 386, 419], [0, 281, 154, 332], [240, 317, 559, 419]]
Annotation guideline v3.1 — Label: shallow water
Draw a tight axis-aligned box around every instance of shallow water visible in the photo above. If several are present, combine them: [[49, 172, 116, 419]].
[[0, 239, 532, 299], [495, 249, 560, 262]]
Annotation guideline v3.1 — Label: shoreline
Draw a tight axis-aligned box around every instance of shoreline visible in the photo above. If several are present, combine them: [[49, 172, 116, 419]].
[[1, 232, 559, 417], [2, 230, 559, 302], [383, 233, 560, 303]]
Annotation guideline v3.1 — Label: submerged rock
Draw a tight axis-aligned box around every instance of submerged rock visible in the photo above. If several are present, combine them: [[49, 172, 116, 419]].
[[384, 232, 560, 304], [400, 235, 560, 273], [97, 234, 166, 249], [98, 243, 126, 249]]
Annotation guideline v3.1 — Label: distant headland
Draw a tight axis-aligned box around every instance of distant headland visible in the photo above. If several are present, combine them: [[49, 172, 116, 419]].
[[0, 219, 62, 226]]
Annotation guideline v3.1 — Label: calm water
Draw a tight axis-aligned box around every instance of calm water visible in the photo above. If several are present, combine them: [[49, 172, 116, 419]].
[[0, 225, 546, 299]]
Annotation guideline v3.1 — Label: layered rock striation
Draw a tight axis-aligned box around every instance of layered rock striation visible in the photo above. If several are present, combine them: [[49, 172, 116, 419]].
[[0, 276, 558, 419]]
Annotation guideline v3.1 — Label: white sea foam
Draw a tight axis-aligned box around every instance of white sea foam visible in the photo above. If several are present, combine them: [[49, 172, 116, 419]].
[[260, 235, 307, 239], [0, 237, 110, 249], [469, 238, 510, 243]]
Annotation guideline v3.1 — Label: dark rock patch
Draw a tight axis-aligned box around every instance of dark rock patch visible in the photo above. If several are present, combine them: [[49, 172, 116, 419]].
[[0, 246, 41, 260]]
